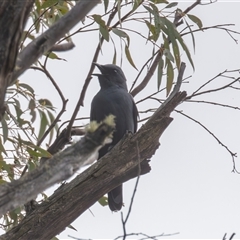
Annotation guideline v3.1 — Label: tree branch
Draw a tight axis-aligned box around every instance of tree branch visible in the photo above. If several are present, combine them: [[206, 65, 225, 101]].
[[0, 121, 114, 216], [0, 0, 35, 120], [11, 0, 99, 83], [0, 62, 187, 239]]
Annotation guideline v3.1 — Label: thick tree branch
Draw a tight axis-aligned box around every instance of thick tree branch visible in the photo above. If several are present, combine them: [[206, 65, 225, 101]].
[[1, 90, 186, 239], [0, 121, 114, 216], [0, 63, 187, 239], [11, 0, 99, 83], [0, 0, 34, 120]]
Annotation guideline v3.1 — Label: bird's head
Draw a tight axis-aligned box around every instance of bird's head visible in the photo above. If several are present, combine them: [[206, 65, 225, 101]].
[[92, 63, 128, 90]]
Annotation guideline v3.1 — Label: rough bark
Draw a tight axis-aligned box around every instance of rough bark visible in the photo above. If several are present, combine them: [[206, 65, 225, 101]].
[[0, 121, 114, 216], [0, 0, 35, 120], [0, 84, 187, 239]]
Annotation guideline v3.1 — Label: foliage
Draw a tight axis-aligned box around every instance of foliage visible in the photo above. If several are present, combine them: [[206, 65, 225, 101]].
[[1, 0, 239, 237], [0, 0, 202, 231]]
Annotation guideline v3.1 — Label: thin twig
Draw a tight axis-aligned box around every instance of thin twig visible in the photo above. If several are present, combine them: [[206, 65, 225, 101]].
[[186, 99, 240, 111], [114, 231, 179, 240], [175, 109, 239, 173], [121, 141, 141, 240], [65, 2, 121, 139], [186, 77, 240, 100]]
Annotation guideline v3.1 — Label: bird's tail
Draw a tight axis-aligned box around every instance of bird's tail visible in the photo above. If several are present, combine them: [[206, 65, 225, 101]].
[[108, 185, 123, 211]]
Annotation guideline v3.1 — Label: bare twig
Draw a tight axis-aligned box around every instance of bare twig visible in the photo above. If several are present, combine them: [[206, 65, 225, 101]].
[[114, 231, 179, 240], [223, 233, 236, 240], [174, 0, 201, 27], [66, 1, 140, 138], [64, 2, 121, 139], [186, 77, 240, 100], [181, 24, 240, 43], [131, 46, 164, 97], [186, 99, 240, 111], [175, 110, 238, 173], [121, 141, 141, 240]]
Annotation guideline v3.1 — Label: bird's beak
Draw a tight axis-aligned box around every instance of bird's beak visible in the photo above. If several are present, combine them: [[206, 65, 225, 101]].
[[92, 62, 104, 76]]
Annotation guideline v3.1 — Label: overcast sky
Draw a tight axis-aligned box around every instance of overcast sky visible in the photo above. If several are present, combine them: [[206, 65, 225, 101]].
[[18, 1, 240, 239]]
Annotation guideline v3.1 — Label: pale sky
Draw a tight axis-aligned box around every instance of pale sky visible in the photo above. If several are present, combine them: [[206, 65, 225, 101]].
[[18, 1, 240, 239]]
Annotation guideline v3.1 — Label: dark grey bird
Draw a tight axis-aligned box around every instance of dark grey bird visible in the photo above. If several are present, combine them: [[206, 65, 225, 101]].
[[90, 63, 138, 211]]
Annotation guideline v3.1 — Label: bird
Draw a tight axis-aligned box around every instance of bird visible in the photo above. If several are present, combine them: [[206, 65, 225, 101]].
[[90, 63, 138, 211]]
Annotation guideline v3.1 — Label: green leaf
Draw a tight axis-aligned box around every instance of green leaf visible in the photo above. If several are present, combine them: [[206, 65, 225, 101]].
[[41, 0, 58, 9], [98, 196, 108, 206], [47, 110, 57, 145], [125, 45, 138, 70], [13, 97, 20, 109], [166, 60, 174, 96], [117, 0, 121, 27], [19, 83, 34, 94], [30, 109, 36, 123], [185, 19, 196, 53], [57, 4, 69, 16], [26, 147, 40, 158], [51, 237, 59, 240], [103, 0, 109, 13], [112, 29, 128, 38], [28, 99, 36, 110], [143, 5, 154, 15], [45, 52, 66, 61], [28, 161, 36, 171], [34, 146, 52, 158], [14, 207, 22, 214], [112, 46, 117, 65], [48, 52, 59, 59], [0, 179, 7, 184], [149, 0, 169, 4], [38, 110, 49, 141], [9, 210, 17, 221], [92, 14, 109, 42], [145, 20, 159, 42], [163, 18, 194, 70], [157, 58, 164, 90], [1, 161, 14, 180], [164, 18, 180, 68], [1, 117, 8, 143], [67, 224, 77, 231], [26, 146, 51, 159], [38, 99, 55, 110], [0, 137, 7, 156], [149, 3, 161, 29], [174, 29, 195, 70], [13, 105, 26, 127], [188, 14, 203, 29], [172, 41, 180, 69], [163, 48, 174, 62], [165, 2, 178, 8], [133, 0, 142, 11], [100, 24, 110, 42], [112, 28, 130, 46]]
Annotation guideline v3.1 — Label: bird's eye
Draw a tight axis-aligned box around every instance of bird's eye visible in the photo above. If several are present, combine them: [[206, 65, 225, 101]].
[[114, 69, 118, 73]]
